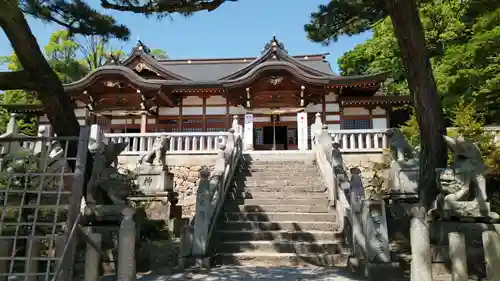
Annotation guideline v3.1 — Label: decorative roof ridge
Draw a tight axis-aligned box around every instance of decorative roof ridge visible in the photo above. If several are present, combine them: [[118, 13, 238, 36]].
[[121, 43, 191, 81], [157, 53, 329, 63], [219, 36, 334, 80]]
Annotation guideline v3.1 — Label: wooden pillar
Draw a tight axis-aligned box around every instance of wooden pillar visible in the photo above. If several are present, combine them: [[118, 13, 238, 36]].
[[202, 97, 207, 132], [178, 97, 183, 132], [140, 113, 147, 133]]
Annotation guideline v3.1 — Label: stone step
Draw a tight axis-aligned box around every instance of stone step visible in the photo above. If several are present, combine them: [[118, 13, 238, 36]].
[[227, 198, 329, 205], [223, 212, 336, 222], [228, 191, 327, 200], [240, 174, 320, 180], [245, 167, 318, 173], [223, 204, 331, 213], [216, 252, 349, 267], [218, 240, 344, 255], [219, 221, 340, 232], [233, 185, 326, 193], [242, 160, 312, 165], [241, 180, 325, 188], [215, 230, 340, 241]]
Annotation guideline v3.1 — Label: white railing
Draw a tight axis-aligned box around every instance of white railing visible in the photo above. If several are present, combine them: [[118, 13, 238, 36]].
[[329, 129, 389, 152], [104, 132, 229, 155]]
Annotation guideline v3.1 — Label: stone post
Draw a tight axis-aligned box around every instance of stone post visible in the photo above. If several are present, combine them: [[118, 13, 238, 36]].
[[482, 231, 500, 281], [448, 232, 468, 281], [6, 113, 19, 135], [117, 208, 136, 281], [25, 237, 40, 281], [89, 124, 103, 145], [0, 239, 9, 281], [350, 168, 365, 259], [177, 224, 194, 270], [410, 206, 432, 281], [192, 167, 211, 265], [84, 228, 102, 281]]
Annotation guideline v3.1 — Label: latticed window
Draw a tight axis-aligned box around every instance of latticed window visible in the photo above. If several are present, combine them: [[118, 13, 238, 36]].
[[182, 119, 203, 124], [342, 119, 371, 130], [182, 128, 203, 132], [97, 118, 110, 125], [158, 119, 179, 125], [206, 128, 225, 132]]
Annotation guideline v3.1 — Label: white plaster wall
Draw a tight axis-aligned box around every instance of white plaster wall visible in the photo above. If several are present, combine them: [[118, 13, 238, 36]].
[[148, 119, 156, 124], [326, 115, 340, 121], [372, 107, 386, 115], [254, 116, 270, 123], [305, 103, 322, 113], [205, 95, 226, 105], [325, 103, 340, 112], [205, 106, 226, 115], [182, 96, 203, 105], [159, 107, 180, 116], [182, 107, 203, 115], [74, 108, 87, 118], [343, 107, 370, 116], [229, 106, 246, 114], [280, 116, 296, 122], [372, 118, 388, 129], [325, 93, 338, 102], [328, 124, 341, 131]]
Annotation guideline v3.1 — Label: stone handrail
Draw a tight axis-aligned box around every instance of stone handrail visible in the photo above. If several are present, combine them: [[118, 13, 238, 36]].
[[329, 129, 389, 152], [104, 131, 229, 155], [190, 121, 243, 262], [311, 114, 352, 235]]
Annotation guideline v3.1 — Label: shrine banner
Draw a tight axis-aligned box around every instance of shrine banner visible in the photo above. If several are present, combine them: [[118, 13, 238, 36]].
[[297, 112, 308, 150], [244, 114, 254, 150]]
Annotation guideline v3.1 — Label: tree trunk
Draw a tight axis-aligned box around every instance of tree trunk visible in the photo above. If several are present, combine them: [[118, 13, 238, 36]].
[[385, 0, 447, 210], [0, 2, 80, 140]]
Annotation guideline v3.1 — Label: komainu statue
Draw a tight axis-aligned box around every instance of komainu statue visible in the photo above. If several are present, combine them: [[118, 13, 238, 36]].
[[386, 128, 416, 162], [138, 135, 170, 166], [428, 135, 499, 221]]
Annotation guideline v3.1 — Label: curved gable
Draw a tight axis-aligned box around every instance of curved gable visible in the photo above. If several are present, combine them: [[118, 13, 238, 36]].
[[220, 37, 335, 80], [122, 47, 190, 81]]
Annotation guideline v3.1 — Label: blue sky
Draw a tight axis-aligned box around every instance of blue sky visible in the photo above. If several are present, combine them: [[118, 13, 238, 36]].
[[0, 0, 371, 73]]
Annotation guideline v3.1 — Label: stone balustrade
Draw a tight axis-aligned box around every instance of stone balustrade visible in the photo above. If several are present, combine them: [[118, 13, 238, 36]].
[[104, 132, 229, 155], [329, 129, 389, 152]]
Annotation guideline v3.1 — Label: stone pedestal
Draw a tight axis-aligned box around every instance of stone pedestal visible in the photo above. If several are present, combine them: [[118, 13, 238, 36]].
[[387, 160, 419, 199], [136, 164, 174, 195]]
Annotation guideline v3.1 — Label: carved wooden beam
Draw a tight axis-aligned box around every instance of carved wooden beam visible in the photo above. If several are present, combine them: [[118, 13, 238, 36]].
[[157, 89, 175, 107]]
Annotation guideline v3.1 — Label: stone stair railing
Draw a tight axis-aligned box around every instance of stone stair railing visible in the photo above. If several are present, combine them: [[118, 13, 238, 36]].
[[179, 116, 243, 268], [312, 113, 397, 279]]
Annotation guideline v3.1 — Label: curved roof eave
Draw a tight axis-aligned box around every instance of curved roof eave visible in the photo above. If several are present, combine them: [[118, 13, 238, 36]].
[[64, 65, 165, 92], [220, 61, 334, 88], [121, 49, 191, 81], [326, 72, 390, 86]]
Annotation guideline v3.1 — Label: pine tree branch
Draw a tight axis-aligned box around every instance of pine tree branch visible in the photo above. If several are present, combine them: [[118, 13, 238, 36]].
[[0, 71, 38, 91], [100, 0, 236, 15]]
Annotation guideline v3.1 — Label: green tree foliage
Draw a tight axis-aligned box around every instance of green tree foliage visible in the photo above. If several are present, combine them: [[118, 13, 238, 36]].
[[305, 0, 449, 209], [0, 30, 134, 134], [337, 0, 500, 122], [401, 101, 500, 176], [150, 49, 169, 60]]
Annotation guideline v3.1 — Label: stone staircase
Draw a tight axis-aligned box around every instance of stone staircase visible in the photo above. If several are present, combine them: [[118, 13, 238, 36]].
[[213, 155, 349, 267]]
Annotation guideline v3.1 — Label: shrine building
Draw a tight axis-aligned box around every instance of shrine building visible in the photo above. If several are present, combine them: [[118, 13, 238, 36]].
[[14, 37, 410, 151]]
